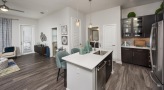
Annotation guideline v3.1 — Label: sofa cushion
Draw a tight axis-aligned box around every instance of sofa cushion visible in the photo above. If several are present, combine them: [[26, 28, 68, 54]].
[[2, 52, 14, 56], [4, 47, 14, 53]]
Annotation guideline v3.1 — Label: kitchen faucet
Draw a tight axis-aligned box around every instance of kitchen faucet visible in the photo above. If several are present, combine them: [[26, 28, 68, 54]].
[[94, 41, 96, 51]]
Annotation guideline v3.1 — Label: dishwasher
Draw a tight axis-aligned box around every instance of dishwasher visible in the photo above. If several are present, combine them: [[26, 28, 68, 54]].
[[96, 60, 107, 90]]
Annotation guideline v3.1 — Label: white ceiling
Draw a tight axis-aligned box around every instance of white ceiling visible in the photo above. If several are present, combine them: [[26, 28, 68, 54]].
[[0, 0, 162, 19]]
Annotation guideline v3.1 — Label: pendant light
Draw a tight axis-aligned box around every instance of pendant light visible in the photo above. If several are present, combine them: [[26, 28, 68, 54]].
[[76, 19, 80, 27], [76, 0, 80, 27], [89, 0, 92, 28]]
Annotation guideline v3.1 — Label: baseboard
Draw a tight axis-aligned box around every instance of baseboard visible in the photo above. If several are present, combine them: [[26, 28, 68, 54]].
[[66, 88, 70, 90], [17, 54, 21, 57], [115, 60, 122, 64]]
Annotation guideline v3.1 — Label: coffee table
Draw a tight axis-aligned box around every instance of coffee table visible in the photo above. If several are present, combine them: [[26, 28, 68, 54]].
[[0, 58, 8, 70]]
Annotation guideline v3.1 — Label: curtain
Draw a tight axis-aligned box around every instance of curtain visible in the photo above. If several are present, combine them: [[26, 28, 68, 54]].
[[0, 18, 12, 52]]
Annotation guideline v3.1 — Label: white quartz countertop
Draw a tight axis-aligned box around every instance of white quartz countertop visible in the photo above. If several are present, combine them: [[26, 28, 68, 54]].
[[121, 46, 150, 50], [62, 50, 113, 70]]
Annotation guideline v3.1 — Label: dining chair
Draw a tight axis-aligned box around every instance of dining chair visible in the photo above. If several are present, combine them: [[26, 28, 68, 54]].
[[55, 51, 69, 81], [71, 48, 80, 54]]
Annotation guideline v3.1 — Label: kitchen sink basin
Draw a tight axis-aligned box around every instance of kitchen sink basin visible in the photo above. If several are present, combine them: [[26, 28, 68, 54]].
[[93, 50, 107, 56]]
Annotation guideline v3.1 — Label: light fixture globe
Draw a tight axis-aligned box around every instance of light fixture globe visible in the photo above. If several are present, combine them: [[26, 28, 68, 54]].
[[0, 5, 9, 12], [89, 23, 92, 28], [76, 19, 80, 27]]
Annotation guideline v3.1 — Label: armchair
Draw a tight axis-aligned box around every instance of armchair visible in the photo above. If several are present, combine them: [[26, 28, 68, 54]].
[[1, 47, 16, 59]]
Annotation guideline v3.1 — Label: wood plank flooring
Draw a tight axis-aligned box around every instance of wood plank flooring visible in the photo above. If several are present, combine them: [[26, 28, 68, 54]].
[[106, 63, 157, 90], [0, 54, 65, 90], [0, 54, 157, 90]]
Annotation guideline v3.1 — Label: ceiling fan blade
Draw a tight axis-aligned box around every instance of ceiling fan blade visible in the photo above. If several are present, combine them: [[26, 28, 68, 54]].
[[9, 8, 24, 13]]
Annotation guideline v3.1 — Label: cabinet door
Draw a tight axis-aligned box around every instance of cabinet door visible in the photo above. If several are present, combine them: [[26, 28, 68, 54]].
[[143, 15, 155, 38], [121, 48, 133, 63], [156, 13, 163, 22], [104, 52, 112, 82], [133, 49, 150, 67], [122, 19, 133, 38], [132, 17, 144, 37]]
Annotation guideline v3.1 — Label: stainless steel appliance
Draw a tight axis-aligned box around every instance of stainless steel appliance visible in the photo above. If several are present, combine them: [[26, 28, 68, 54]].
[[96, 61, 107, 90], [150, 20, 164, 90]]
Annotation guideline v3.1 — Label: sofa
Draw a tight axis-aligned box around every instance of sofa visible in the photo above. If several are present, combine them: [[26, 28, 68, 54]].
[[1, 47, 17, 59]]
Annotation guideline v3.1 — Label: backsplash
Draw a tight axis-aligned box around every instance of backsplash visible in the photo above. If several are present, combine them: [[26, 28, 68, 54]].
[[122, 38, 150, 47]]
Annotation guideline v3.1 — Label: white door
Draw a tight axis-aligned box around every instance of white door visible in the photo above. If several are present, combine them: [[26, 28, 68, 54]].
[[102, 24, 117, 60], [21, 25, 33, 54]]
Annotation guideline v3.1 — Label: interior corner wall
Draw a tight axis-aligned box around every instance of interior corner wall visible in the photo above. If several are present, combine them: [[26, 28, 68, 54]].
[[86, 6, 122, 63], [37, 8, 69, 57], [37, 7, 86, 57], [122, 1, 162, 18], [0, 14, 38, 56]]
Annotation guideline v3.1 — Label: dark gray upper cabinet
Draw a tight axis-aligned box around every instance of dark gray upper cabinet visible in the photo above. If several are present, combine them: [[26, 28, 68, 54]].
[[132, 17, 143, 38], [156, 13, 163, 22], [122, 14, 155, 38], [142, 15, 155, 38], [122, 18, 133, 38]]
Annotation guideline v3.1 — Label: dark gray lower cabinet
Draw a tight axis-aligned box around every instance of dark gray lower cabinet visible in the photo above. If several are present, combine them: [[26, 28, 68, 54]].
[[104, 52, 113, 82], [132, 49, 149, 67], [122, 47, 150, 67], [121, 48, 133, 64]]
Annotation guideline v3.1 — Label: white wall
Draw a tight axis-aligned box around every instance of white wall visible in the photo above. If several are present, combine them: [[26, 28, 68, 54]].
[[122, 1, 162, 18], [0, 14, 38, 56], [86, 6, 122, 63], [67, 7, 86, 48], [37, 7, 86, 57]]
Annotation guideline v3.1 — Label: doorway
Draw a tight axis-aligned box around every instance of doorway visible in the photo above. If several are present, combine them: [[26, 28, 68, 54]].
[[20, 25, 34, 55], [52, 28, 57, 57]]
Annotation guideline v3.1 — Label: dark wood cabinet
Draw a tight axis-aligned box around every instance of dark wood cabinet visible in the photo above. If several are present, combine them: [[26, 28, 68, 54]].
[[143, 15, 155, 38], [121, 47, 150, 67], [122, 14, 155, 38], [104, 52, 112, 82], [121, 48, 133, 64], [156, 13, 163, 22], [132, 49, 150, 67], [34, 45, 46, 55], [122, 18, 133, 38]]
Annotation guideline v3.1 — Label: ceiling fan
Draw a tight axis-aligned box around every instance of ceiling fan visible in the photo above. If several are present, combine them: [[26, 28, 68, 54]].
[[0, 0, 24, 13]]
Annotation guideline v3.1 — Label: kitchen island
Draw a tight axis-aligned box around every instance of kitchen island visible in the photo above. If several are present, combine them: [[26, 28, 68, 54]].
[[62, 50, 113, 90]]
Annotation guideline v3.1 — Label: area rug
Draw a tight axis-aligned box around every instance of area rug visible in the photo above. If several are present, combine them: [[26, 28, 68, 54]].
[[0, 59, 20, 77]]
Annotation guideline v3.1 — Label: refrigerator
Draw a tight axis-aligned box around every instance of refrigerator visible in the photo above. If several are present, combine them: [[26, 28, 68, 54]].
[[150, 20, 164, 90]]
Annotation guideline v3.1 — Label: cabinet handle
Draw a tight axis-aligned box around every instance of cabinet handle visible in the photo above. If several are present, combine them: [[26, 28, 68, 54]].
[[133, 52, 134, 56]]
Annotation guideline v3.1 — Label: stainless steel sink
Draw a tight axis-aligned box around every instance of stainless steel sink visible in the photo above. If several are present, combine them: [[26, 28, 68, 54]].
[[93, 50, 107, 56]]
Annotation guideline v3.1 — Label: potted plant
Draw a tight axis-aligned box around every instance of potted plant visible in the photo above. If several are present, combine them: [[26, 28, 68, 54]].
[[127, 12, 136, 18], [155, 2, 163, 14]]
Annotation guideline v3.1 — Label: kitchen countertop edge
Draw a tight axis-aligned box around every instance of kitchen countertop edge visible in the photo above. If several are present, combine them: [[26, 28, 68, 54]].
[[121, 46, 150, 50], [62, 50, 113, 70]]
